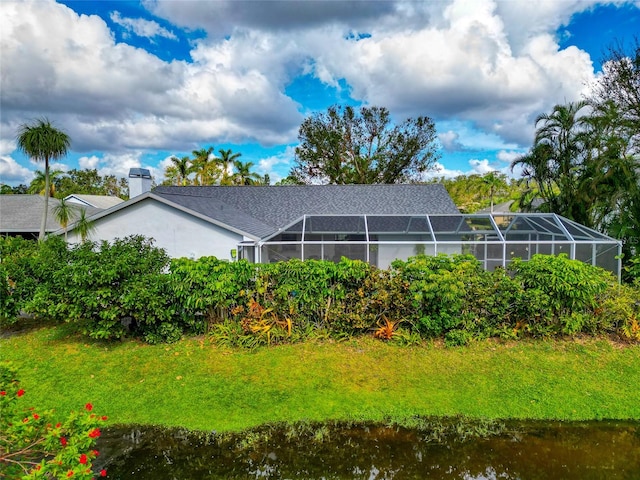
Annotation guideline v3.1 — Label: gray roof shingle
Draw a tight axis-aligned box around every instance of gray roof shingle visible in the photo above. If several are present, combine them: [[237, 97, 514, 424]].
[[0, 195, 100, 234], [153, 184, 459, 238]]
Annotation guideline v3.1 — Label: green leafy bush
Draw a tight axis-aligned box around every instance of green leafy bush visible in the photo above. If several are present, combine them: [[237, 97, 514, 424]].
[[391, 254, 482, 337], [171, 256, 255, 331], [0, 236, 61, 325], [26, 235, 181, 342]]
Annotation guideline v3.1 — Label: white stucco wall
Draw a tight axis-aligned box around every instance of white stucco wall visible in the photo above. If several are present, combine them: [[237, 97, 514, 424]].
[[66, 198, 243, 260]]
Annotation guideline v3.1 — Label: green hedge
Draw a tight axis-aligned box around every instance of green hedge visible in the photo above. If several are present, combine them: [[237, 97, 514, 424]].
[[1, 236, 639, 346]]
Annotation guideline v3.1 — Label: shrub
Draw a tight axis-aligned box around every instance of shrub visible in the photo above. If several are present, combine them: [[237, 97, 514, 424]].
[[26, 235, 181, 342], [391, 254, 482, 337], [509, 254, 612, 315], [0, 236, 62, 325], [171, 256, 255, 332]]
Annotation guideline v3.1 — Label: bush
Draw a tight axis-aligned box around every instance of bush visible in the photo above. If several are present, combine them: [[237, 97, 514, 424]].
[[26, 236, 181, 342], [0, 236, 61, 325], [391, 254, 482, 337], [171, 256, 255, 331]]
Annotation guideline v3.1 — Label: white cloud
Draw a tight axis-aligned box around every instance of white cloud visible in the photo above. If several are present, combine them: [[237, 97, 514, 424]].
[[0, 156, 34, 184], [2, 0, 633, 181], [438, 131, 464, 152], [0, 0, 302, 160], [496, 150, 523, 164], [468, 159, 495, 175], [78, 155, 100, 170], [110, 11, 177, 41], [256, 146, 296, 183]]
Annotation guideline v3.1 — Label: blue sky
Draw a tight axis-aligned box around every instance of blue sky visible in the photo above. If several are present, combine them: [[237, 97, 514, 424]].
[[1, 0, 639, 186]]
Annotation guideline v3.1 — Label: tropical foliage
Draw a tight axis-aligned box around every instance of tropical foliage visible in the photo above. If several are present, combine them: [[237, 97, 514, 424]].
[[2, 236, 638, 346], [429, 172, 520, 213], [513, 40, 640, 276], [159, 147, 265, 186], [16, 118, 71, 241]]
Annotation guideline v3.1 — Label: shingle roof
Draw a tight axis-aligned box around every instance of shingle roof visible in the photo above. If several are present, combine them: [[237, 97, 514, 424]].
[[153, 184, 459, 238], [0, 195, 100, 234], [0, 195, 64, 233], [65, 194, 124, 209]]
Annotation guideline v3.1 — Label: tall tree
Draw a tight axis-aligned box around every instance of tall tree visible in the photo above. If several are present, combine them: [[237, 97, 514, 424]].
[[166, 156, 193, 186], [292, 105, 439, 184], [218, 149, 242, 186], [232, 160, 261, 185], [16, 118, 71, 241], [589, 38, 640, 155], [481, 171, 509, 213], [27, 169, 64, 197], [192, 146, 221, 185], [511, 101, 592, 225]]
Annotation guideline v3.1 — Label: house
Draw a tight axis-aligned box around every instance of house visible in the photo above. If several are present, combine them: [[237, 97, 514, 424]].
[[62, 178, 460, 267], [60, 169, 622, 276], [64, 194, 124, 209], [0, 194, 121, 239], [0, 195, 67, 239]]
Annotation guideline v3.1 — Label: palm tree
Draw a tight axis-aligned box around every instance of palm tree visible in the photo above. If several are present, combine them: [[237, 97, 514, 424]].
[[168, 156, 193, 186], [512, 101, 590, 222], [74, 209, 96, 242], [481, 171, 508, 213], [16, 118, 71, 241], [233, 160, 261, 185], [217, 149, 242, 185], [28, 169, 64, 197], [191, 146, 222, 185], [52, 197, 79, 242]]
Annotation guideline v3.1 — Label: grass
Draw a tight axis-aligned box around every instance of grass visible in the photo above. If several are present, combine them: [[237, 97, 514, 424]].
[[2, 325, 640, 432]]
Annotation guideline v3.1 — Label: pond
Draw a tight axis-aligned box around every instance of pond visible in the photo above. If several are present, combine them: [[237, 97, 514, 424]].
[[94, 418, 640, 479]]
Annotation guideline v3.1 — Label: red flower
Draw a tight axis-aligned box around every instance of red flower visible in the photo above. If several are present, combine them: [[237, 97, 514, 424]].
[[22, 417, 29, 423], [17, 389, 25, 397], [60, 437, 68, 446], [92, 450, 100, 457], [0, 391, 6, 396], [79, 453, 88, 464], [100, 469, 107, 477], [88, 428, 101, 438], [33, 413, 40, 420], [101, 416, 108, 421], [85, 403, 93, 411], [66, 471, 74, 478], [56, 422, 62, 428]]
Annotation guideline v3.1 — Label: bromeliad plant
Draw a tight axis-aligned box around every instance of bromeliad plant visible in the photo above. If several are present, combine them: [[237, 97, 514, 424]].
[[0, 363, 107, 479]]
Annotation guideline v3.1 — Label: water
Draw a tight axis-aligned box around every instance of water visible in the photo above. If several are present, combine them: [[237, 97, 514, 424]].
[[94, 419, 640, 479]]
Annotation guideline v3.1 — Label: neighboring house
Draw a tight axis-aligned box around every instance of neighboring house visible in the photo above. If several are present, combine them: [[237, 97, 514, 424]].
[[65, 194, 124, 209], [62, 180, 460, 266], [0, 194, 112, 239], [0, 195, 66, 239]]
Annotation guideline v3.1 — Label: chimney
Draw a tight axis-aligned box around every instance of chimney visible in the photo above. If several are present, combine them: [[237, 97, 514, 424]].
[[128, 168, 152, 198]]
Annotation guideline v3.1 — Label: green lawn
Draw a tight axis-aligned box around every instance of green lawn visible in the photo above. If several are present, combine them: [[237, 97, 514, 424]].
[[2, 325, 639, 432]]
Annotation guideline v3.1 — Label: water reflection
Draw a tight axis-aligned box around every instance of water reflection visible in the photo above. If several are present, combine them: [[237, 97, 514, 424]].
[[94, 419, 640, 479]]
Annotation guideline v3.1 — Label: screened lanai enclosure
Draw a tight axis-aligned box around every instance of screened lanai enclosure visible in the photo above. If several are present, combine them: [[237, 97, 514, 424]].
[[238, 214, 622, 279]]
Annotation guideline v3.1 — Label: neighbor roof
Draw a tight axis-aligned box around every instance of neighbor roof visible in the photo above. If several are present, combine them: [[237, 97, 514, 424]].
[[0, 195, 100, 235], [152, 184, 459, 239], [0, 195, 65, 233], [64, 194, 124, 209]]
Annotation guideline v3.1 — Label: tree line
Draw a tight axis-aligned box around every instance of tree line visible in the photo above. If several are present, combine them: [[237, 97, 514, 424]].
[[162, 147, 269, 186], [513, 39, 640, 262]]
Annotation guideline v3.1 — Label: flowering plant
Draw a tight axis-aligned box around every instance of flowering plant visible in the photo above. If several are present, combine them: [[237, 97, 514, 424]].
[[0, 362, 107, 479]]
